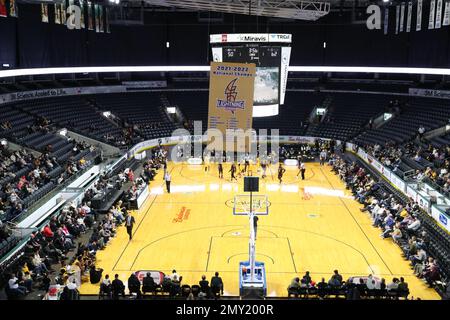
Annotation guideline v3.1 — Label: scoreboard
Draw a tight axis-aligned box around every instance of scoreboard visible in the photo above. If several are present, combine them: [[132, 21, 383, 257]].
[[210, 34, 292, 117], [223, 45, 281, 66]]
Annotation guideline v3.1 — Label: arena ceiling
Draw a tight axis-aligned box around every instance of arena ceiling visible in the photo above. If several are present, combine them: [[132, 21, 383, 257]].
[[143, 0, 332, 21], [142, 1, 385, 20]]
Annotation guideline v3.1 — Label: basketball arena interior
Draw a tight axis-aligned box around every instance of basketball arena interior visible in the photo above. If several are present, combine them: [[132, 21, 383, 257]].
[[0, 0, 450, 306]]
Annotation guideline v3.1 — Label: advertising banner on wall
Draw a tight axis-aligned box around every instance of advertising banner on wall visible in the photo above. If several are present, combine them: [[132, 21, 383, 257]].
[[390, 172, 407, 192], [210, 33, 292, 43], [409, 88, 450, 99], [367, 154, 385, 175], [207, 62, 256, 152], [406, 184, 418, 201]]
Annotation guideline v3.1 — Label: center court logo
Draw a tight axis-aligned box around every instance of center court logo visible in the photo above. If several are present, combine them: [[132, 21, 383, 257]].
[[216, 78, 245, 114]]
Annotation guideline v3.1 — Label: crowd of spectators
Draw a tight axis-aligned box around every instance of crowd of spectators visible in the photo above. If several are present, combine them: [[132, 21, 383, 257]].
[[279, 139, 336, 162], [331, 156, 445, 292], [3, 179, 128, 300], [3, 145, 171, 300], [359, 127, 450, 195], [139, 146, 167, 181], [0, 221, 11, 242], [0, 143, 92, 222], [287, 270, 410, 300], [102, 126, 136, 147], [98, 270, 225, 300]]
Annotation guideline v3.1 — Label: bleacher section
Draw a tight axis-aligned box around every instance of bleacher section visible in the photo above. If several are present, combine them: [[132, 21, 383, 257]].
[[14, 97, 127, 148], [167, 91, 209, 133], [253, 92, 322, 136], [354, 97, 450, 145], [93, 92, 179, 139], [429, 132, 450, 147], [346, 152, 450, 283], [170, 91, 322, 136], [306, 93, 394, 141]]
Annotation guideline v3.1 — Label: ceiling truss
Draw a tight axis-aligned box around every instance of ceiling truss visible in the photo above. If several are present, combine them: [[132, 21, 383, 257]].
[[143, 0, 331, 21]]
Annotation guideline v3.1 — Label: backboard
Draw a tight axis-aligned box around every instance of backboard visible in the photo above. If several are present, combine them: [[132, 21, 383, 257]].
[[232, 194, 269, 216]]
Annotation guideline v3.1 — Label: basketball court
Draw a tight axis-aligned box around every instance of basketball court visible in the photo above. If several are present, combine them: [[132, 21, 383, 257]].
[[79, 162, 440, 299]]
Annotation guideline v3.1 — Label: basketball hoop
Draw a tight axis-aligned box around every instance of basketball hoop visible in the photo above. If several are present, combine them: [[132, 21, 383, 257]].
[[233, 194, 269, 216]]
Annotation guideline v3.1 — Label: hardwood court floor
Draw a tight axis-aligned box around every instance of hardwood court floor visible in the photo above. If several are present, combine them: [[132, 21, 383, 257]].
[[79, 162, 440, 299]]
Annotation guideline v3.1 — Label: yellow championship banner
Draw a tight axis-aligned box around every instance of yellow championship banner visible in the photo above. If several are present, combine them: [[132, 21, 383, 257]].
[[207, 62, 256, 152]]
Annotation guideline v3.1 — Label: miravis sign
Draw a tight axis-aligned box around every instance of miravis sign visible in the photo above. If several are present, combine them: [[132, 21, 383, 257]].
[[210, 33, 292, 43]]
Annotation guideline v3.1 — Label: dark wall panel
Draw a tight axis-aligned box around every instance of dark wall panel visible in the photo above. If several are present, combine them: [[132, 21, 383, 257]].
[[0, 18, 17, 67], [0, 5, 449, 69]]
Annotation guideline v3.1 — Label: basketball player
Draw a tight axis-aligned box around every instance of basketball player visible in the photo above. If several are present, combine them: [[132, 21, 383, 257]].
[[204, 152, 211, 173], [218, 162, 223, 179], [163, 160, 167, 177], [278, 163, 286, 183], [260, 158, 267, 179], [244, 153, 250, 174], [319, 149, 327, 166], [229, 163, 237, 182]]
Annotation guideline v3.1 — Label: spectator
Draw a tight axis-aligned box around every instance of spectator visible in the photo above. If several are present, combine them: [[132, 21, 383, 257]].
[[128, 273, 142, 299], [8, 274, 27, 296], [199, 275, 210, 295], [210, 272, 224, 297], [111, 274, 125, 300]]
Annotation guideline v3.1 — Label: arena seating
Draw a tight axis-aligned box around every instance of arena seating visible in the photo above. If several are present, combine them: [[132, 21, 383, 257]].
[[429, 132, 450, 147], [354, 96, 450, 146], [170, 91, 322, 136], [344, 152, 450, 283], [306, 93, 394, 141], [253, 92, 322, 136], [92, 93, 179, 139], [14, 97, 128, 148], [166, 91, 209, 133]]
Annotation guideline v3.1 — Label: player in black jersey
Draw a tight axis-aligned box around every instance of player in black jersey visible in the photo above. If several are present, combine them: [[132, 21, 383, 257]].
[[229, 163, 237, 182], [278, 163, 286, 183], [218, 163, 223, 179]]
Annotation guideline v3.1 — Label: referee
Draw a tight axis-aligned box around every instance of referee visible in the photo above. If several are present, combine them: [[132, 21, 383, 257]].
[[164, 171, 171, 193]]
